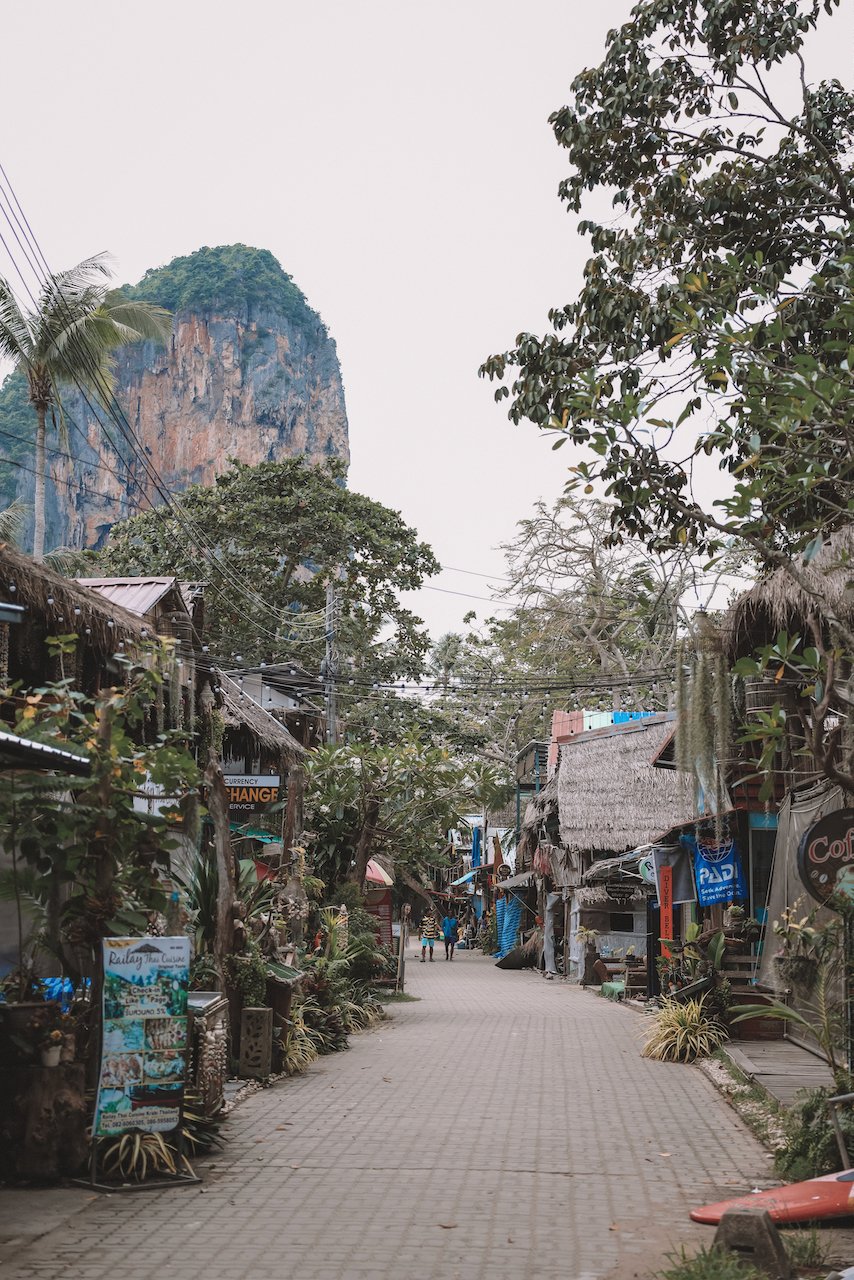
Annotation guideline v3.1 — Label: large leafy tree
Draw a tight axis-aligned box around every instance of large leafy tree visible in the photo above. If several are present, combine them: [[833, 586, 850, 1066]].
[[303, 736, 470, 893], [481, 0, 854, 566], [426, 496, 703, 766], [0, 255, 171, 560], [95, 456, 439, 680]]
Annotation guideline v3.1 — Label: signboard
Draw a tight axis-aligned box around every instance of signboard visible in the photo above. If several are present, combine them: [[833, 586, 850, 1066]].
[[682, 830, 747, 907], [797, 807, 854, 905], [93, 936, 190, 1138], [365, 889, 393, 949], [225, 774, 280, 814]]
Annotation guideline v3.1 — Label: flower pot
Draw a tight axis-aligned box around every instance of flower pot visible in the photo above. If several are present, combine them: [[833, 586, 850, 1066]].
[[60, 1033, 76, 1065], [774, 954, 817, 991], [40, 1044, 61, 1068]]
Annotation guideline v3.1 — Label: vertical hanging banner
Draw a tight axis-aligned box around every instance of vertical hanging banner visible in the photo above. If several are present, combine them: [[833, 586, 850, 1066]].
[[659, 865, 674, 960], [93, 936, 190, 1137]]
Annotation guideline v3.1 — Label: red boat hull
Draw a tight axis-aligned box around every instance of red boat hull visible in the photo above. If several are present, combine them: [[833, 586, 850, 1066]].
[[691, 1169, 854, 1225]]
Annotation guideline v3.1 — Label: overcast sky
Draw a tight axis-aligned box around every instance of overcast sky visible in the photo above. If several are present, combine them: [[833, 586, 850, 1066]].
[[2, 1, 852, 641]]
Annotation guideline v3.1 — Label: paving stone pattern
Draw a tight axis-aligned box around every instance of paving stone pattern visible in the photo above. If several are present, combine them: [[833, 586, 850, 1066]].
[[5, 952, 774, 1280]]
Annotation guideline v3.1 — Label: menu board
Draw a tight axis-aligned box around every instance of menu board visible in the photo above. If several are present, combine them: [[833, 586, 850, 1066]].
[[93, 936, 190, 1137]]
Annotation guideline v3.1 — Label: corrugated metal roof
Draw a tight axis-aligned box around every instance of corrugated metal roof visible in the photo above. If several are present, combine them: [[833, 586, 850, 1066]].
[[75, 577, 180, 618], [0, 728, 91, 775]]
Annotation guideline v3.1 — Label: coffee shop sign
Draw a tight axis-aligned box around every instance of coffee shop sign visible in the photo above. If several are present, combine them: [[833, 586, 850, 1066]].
[[797, 808, 854, 905], [225, 774, 280, 814]]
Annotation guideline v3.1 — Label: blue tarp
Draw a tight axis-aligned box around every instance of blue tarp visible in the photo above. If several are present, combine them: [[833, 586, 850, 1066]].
[[495, 894, 523, 958], [450, 868, 480, 887], [471, 826, 482, 867]]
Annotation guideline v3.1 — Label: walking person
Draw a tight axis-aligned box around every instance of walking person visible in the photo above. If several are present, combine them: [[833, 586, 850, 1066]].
[[420, 908, 438, 962], [442, 910, 459, 961]]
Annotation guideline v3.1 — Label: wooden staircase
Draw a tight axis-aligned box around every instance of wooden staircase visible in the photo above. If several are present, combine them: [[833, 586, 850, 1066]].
[[721, 947, 784, 1040]]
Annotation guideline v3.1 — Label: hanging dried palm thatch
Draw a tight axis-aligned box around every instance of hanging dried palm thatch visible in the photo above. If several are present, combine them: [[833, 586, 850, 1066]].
[[724, 526, 854, 660], [675, 614, 734, 823]]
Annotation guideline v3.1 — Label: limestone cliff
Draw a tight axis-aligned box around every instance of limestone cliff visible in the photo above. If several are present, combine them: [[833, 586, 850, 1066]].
[[0, 245, 350, 551]]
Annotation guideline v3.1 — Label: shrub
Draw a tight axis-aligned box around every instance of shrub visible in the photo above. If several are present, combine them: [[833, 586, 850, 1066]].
[[775, 1085, 854, 1182], [642, 997, 728, 1063], [656, 1244, 762, 1280]]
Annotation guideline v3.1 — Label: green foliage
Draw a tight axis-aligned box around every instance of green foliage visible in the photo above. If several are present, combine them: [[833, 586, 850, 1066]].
[[1, 650, 199, 998], [279, 1001, 321, 1074], [95, 456, 438, 680], [123, 244, 319, 329], [173, 851, 275, 958], [0, 372, 40, 514], [642, 997, 728, 1063], [482, 0, 854, 559], [226, 939, 268, 1008], [781, 1226, 828, 1270], [656, 1244, 763, 1280], [775, 1086, 854, 1182], [304, 736, 467, 891]]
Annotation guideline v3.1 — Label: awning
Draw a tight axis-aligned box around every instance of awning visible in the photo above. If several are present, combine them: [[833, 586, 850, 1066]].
[[497, 869, 536, 890], [450, 866, 491, 886], [366, 858, 393, 887], [581, 849, 647, 885], [229, 823, 281, 845]]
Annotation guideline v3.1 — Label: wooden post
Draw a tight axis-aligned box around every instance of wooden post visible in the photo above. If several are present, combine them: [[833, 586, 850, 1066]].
[[281, 762, 305, 858], [204, 751, 239, 1047]]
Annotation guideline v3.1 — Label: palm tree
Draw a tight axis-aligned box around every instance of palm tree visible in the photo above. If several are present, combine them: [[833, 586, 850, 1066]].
[[0, 254, 171, 560]]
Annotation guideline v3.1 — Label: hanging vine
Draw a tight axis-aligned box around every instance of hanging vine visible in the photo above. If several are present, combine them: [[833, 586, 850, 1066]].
[[676, 615, 734, 833]]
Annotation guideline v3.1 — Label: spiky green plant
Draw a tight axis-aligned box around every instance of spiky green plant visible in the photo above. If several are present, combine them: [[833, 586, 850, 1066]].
[[642, 997, 728, 1063]]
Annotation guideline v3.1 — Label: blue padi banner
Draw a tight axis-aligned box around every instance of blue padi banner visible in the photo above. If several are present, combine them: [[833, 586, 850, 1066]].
[[681, 830, 746, 907]]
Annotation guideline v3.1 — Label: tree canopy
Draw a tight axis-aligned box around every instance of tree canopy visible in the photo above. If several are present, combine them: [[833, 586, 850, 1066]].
[[123, 244, 322, 330], [94, 456, 439, 681], [481, 0, 854, 564]]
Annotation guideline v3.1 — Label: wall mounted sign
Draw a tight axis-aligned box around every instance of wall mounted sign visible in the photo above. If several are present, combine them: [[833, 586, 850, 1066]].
[[93, 936, 190, 1137], [797, 807, 854, 905], [681, 830, 747, 908], [225, 774, 280, 814]]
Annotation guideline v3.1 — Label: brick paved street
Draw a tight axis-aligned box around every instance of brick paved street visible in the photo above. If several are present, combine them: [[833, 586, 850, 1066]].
[[4, 951, 774, 1280]]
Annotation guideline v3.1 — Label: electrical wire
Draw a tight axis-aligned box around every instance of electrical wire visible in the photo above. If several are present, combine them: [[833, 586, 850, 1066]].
[[0, 176, 308, 630]]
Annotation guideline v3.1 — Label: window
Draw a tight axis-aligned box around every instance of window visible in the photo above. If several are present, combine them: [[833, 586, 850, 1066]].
[[609, 912, 635, 933]]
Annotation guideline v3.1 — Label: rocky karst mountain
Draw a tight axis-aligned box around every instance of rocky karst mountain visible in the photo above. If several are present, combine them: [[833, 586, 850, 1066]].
[[0, 245, 349, 551]]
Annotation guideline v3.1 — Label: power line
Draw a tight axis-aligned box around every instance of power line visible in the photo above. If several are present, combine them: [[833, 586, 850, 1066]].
[[0, 176, 305, 632]]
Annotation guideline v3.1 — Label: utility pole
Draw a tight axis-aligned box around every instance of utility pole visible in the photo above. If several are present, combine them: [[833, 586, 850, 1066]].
[[323, 581, 338, 744]]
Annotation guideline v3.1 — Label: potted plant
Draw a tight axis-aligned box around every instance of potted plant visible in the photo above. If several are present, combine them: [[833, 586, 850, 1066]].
[[771, 905, 838, 991]]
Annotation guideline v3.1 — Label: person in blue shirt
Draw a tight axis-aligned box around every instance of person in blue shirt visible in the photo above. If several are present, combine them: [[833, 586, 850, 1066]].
[[441, 912, 459, 961]]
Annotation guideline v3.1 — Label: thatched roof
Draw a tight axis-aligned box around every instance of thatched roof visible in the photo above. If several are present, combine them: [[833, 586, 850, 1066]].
[[725, 526, 854, 659], [556, 716, 696, 856], [0, 542, 145, 655], [217, 672, 305, 762]]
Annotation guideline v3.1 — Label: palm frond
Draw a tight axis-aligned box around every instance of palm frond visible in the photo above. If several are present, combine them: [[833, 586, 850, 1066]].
[[0, 498, 30, 545], [42, 545, 91, 575], [0, 277, 34, 364], [102, 299, 172, 343]]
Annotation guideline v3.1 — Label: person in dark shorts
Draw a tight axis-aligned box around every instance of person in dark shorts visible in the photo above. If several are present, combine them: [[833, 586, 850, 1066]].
[[442, 912, 459, 960], [420, 910, 438, 962]]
